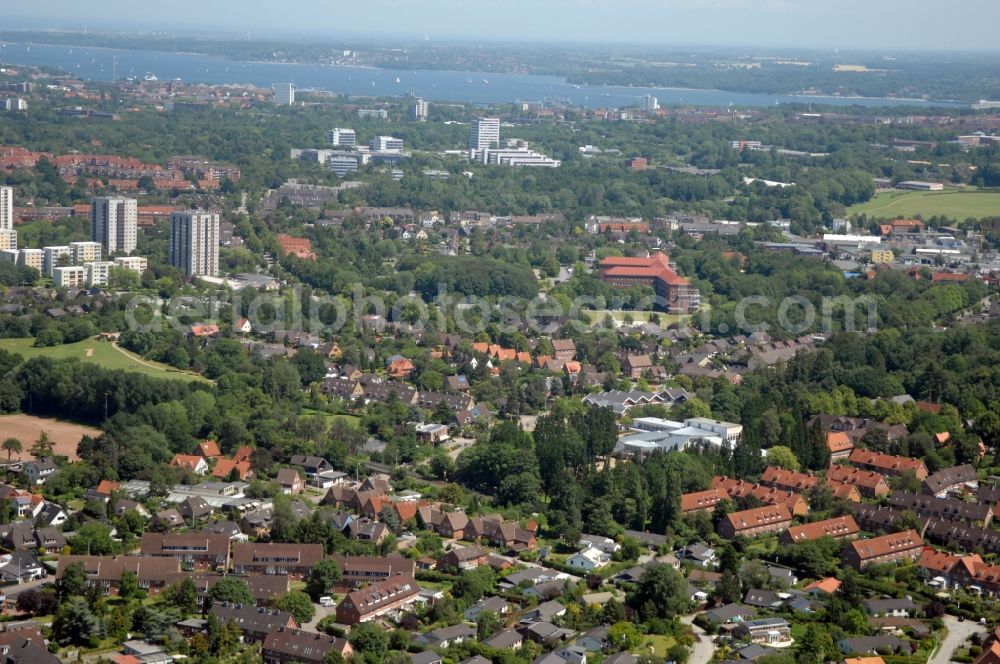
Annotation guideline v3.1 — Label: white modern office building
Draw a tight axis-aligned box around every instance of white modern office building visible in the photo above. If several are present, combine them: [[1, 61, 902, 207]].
[[328, 128, 357, 147], [91, 197, 138, 255], [169, 211, 220, 277], [470, 118, 501, 152], [370, 136, 404, 152]]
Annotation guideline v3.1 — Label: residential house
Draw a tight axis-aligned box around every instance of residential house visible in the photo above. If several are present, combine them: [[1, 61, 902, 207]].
[[276, 469, 305, 495], [23, 461, 57, 485], [863, 598, 919, 618], [760, 466, 821, 493], [213, 457, 254, 481], [262, 628, 352, 664], [781, 516, 860, 545], [677, 543, 717, 567], [566, 547, 611, 572], [289, 455, 336, 478], [55, 555, 180, 595], [197, 440, 222, 459], [232, 543, 324, 578], [837, 636, 911, 655], [140, 532, 231, 571], [464, 596, 511, 621], [680, 488, 728, 514], [848, 449, 928, 480], [153, 508, 185, 530], [887, 491, 992, 525], [827, 464, 891, 498], [733, 618, 792, 645], [171, 454, 209, 475], [335, 554, 415, 588], [844, 530, 924, 569], [210, 602, 297, 643], [178, 496, 213, 521], [335, 574, 420, 624], [551, 339, 576, 361], [437, 545, 490, 571], [922, 465, 979, 497], [704, 603, 757, 624], [418, 624, 477, 649], [717, 505, 793, 539]]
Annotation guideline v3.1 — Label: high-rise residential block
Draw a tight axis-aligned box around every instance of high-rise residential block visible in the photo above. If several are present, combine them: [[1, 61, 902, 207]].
[[70, 241, 102, 265], [42, 246, 72, 277], [276, 83, 295, 106], [470, 118, 500, 152], [53, 266, 86, 288], [114, 256, 148, 274], [91, 197, 138, 255], [0, 186, 13, 230], [0, 229, 16, 252], [18, 249, 43, 272], [169, 211, 220, 277], [410, 98, 429, 121], [84, 261, 115, 287], [639, 94, 659, 112]]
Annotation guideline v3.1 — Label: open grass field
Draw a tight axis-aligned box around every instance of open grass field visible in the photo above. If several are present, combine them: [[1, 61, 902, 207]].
[[848, 190, 1000, 220], [0, 414, 101, 461], [0, 337, 207, 382]]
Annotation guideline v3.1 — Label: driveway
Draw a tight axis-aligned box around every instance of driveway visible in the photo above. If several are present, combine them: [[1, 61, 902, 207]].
[[681, 615, 715, 664], [300, 603, 337, 633], [930, 615, 986, 664]]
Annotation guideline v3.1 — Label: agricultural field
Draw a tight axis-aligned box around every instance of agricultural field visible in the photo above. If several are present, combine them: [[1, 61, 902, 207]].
[[0, 337, 207, 382], [0, 414, 101, 461], [848, 190, 1000, 220]]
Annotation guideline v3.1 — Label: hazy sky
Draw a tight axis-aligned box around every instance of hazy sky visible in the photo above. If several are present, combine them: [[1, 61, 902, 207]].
[[7, 0, 1000, 51]]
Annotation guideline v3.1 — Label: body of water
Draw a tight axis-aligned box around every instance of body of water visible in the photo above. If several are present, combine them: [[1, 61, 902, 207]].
[[0, 42, 964, 110]]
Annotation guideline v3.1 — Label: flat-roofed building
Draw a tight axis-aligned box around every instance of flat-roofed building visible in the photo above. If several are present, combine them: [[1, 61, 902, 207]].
[[70, 241, 102, 264], [53, 266, 86, 288], [84, 261, 114, 287], [0, 229, 16, 251]]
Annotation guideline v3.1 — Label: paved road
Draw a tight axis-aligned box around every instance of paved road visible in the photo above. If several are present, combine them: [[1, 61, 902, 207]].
[[930, 616, 986, 664], [681, 615, 715, 664]]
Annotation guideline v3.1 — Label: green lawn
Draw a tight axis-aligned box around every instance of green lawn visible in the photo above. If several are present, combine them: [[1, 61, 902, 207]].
[[300, 409, 361, 427], [637, 634, 677, 657], [848, 190, 1000, 220], [0, 337, 208, 382]]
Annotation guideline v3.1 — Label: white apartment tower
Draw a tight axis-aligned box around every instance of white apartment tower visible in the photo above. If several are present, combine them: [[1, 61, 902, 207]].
[[91, 197, 138, 255], [328, 128, 357, 147], [411, 98, 429, 121], [639, 94, 659, 112], [169, 211, 220, 277], [276, 83, 295, 106], [470, 118, 501, 152], [0, 186, 12, 230]]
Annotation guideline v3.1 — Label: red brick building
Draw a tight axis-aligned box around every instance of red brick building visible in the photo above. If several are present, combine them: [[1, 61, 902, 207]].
[[844, 530, 923, 569], [598, 252, 700, 313]]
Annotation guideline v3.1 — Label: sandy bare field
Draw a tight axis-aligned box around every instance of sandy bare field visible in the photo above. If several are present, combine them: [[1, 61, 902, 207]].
[[0, 414, 101, 461]]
